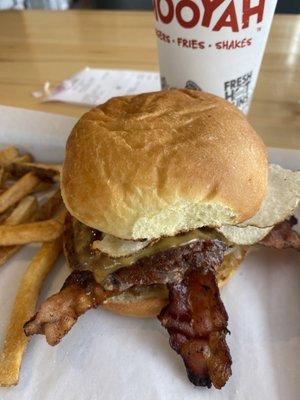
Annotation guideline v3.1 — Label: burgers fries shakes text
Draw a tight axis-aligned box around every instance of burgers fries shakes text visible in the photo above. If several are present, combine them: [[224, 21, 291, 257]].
[[24, 90, 300, 389]]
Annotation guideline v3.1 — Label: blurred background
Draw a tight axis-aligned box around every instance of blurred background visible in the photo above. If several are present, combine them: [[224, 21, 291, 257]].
[[0, 0, 299, 12]]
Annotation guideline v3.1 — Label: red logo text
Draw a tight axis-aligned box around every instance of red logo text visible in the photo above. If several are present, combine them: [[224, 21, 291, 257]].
[[153, 0, 265, 32]]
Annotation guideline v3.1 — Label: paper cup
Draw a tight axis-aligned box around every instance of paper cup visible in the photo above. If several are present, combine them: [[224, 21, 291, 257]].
[[153, 0, 278, 113]]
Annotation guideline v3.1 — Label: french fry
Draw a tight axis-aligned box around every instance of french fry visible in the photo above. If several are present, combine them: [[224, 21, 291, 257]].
[[0, 235, 63, 386], [0, 165, 8, 188], [0, 219, 63, 246], [36, 189, 62, 221], [0, 246, 19, 267], [0, 172, 40, 214], [0, 197, 38, 267], [9, 162, 61, 182], [0, 146, 65, 385], [0, 196, 36, 225], [4, 196, 38, 226], [0, 191, 62, 268], [0, 210, 66, 386], [11, 154, 33, 164], [32, 181, 53, 193], [0, 146, 20, 165], [0, 205, 15, 223]]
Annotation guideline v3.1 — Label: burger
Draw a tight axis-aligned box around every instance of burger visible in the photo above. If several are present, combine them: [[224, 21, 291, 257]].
[[24, 89, 300, 389]]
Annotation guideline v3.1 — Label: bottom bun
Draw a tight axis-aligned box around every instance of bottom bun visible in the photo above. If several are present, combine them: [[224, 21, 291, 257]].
[[216, 245, 248, 287], [102, 246, 248, 317], [103, 285, 169, 317]]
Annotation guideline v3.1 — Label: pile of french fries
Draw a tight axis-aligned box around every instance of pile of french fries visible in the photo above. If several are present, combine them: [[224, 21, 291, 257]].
[[0, 146, 65, 387]]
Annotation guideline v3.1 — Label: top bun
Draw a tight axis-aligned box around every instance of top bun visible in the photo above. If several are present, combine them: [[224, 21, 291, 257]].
[[61, 89, 268, 240]]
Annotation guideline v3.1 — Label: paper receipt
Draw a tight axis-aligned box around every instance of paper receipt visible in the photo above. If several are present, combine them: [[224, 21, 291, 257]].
[[39, 68, 161, 106]]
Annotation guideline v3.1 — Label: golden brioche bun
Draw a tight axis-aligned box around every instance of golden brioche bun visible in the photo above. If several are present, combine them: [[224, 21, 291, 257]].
[[61, 89, 267, 240], [102, 246, 248, 317]]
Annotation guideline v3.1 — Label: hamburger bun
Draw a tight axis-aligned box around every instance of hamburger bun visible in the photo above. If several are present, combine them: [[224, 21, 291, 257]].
[[61, 89, 268, 240]]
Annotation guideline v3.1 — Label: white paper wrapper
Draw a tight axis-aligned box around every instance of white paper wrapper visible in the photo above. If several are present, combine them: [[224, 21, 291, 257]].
[[0, 105, 299, 400], [153, 0, 277, 113]]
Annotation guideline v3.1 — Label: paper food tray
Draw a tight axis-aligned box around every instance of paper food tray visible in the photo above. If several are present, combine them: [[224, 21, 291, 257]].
[[0, 105, 299, 400]]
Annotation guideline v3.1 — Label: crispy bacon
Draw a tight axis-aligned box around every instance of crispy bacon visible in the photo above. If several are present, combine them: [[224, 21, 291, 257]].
[[158, 269, 232, 389], [25, 214, 232, 389], [22, 212, 300, 389], [24, 271, 116, 345], [102, 239, 227, 291], [260, 216, 300, 251]]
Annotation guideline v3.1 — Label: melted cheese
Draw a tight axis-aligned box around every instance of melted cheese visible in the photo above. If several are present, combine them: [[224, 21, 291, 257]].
[[71, 218, 222, 284], [92, 234, 151, 257], [92, 229, 219, 283]]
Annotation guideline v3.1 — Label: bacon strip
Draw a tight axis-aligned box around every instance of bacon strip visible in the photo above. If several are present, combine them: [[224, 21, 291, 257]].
[[260, 216, 300, 251], [24, 271, 116, 345], [159, 269, 232, 389], [102, 239, 227, 291], [102, 235, 231, 388], [24, 239, 227, 347], [25, 215, 232, 388]]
